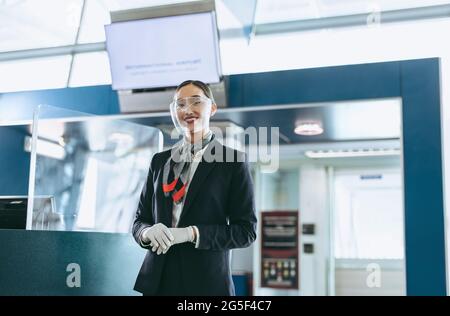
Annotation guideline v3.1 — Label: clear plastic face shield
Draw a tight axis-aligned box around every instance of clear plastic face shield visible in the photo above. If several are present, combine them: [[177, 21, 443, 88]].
[[170, 95, 214, 142]]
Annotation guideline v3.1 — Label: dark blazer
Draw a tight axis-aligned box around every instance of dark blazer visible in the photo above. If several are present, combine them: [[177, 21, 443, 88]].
[[133, 138, 257, 296]]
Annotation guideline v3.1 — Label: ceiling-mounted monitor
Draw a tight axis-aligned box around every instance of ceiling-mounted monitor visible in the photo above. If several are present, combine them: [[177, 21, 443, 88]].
[[105, 0, 222, 91]]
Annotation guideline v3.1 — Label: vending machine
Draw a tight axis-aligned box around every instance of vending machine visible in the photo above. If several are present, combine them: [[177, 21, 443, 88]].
[[260, 211, 299, 289]]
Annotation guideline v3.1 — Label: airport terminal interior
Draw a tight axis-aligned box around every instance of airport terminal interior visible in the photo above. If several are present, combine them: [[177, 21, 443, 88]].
[[1, 0, 450, 296]]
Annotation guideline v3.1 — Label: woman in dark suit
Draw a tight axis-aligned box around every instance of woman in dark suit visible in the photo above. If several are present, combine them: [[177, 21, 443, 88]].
[[133, 80, 257, 296]]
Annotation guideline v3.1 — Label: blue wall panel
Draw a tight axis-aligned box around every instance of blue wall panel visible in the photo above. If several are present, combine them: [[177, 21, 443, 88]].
[[400, 59, 446, 295], [226, 61, 401, 107], [0, 126, 30, 195], [0, 85, 120, 119]]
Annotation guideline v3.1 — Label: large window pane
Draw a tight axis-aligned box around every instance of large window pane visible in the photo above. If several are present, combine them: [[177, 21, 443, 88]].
[[77, 0, 111, 44], [255, 0, 450, 24], [220, 17, 450, 74], [78, 0, 197, 44], [259, 168, 299, 211], [0, 0, 83, 52], [333, 169, 404, 259], [0, 56, 71, 93], [69, 52, 112, 87]]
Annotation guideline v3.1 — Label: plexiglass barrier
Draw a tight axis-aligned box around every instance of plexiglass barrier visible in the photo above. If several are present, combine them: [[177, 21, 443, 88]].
[[27, 105, 162, 233]]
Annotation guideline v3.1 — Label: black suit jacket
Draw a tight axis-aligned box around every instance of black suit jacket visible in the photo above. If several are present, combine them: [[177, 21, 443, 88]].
[[133, 138, 257, 295]]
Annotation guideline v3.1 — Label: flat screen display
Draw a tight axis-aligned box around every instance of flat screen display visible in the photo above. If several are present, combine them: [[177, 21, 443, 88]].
[[0, 197, 27, 229], [105, 12, 221, 90]]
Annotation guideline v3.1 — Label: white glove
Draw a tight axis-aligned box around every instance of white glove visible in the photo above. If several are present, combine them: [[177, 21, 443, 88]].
[[170, 227, 195, 245], [156, 226, 195, 255], [142, 223, 174, 255]]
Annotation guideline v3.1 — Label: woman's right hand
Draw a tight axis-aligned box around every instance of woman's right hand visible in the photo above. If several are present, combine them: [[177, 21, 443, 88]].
[[142, 223, 174, 255]]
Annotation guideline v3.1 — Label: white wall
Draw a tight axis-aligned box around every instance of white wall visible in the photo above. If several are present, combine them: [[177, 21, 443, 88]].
[[252, 166, 300, 296], [245, 159, 406, 296], [298, 165, 329, 296]]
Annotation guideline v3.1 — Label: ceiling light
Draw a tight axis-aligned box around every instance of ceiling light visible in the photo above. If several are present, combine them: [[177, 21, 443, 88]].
[[294, 121, 323, 136], [305, 148, 401, 159]]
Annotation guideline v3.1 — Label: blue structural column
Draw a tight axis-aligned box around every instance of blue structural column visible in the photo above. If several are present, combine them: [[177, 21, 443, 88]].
[[401, 58, 447, 295]]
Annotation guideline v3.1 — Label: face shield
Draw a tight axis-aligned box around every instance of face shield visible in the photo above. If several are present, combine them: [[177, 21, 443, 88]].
[[170, 96, 213, 140]]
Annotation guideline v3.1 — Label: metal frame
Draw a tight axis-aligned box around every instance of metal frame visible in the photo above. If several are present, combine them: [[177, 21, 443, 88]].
[[110, 0, 215, 23], [225, 57, 447, 296], [1, 4, 450, 62]]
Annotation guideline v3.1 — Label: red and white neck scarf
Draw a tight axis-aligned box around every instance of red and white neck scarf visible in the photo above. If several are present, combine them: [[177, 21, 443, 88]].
[[162, 131, 215, 204]]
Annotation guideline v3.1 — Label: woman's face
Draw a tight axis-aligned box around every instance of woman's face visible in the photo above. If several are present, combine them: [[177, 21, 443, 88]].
[[174, 84, 217, 135]]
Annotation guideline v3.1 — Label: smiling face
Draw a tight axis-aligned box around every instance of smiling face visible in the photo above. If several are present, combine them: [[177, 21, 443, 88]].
[[174, 83, 217, 139]]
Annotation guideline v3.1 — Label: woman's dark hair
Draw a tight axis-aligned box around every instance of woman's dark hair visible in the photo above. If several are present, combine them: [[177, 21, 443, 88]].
[[176, 80, 215, 103]]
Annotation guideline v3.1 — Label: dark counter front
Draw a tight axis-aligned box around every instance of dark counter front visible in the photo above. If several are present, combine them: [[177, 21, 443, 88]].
[[0, 230, 146, 295]]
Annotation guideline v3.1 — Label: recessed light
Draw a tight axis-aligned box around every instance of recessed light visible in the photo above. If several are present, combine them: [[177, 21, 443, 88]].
[[108, 133, 134, 143], [294, 121, 323, 136], [304, 148, 401, 158]]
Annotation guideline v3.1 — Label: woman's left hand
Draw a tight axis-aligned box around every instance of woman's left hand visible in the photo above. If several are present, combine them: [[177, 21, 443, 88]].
[[157, 226, 195, 254]]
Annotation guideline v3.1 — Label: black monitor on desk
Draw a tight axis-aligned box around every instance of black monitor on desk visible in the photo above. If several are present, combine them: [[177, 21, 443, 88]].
[[0, 196, 27, 229], [0, 196, 56, 230]]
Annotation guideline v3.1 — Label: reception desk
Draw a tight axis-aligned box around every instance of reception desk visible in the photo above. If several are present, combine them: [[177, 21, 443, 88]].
[[0, 230, 146, 295]]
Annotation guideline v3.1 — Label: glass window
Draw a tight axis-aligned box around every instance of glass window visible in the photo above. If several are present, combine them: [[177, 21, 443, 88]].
[[69, 52, 112, 87], [0, 0, 83, 52], [77, 0, 198, 44], [28, 105, 163, 233], [0, 55, 71, 93], [254, 0, 450, 24], [259, 168, 299, 211], [333, 169, 404, 259], [77, 0, 111, 44]]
